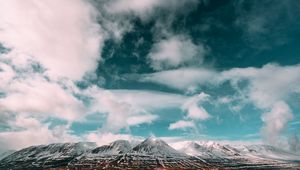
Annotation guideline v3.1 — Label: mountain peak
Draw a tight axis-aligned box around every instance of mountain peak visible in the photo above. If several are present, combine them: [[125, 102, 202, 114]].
[[132, 137, 186, 157], [91, 140, 131, 155], [144, 136, 165, 144]]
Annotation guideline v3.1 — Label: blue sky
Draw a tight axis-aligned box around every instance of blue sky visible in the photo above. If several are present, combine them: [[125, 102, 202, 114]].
[[0, 0, 300, 151]]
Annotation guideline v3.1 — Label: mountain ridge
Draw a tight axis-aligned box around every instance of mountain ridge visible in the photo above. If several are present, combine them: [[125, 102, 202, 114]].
[[0, 138, 299, 170]]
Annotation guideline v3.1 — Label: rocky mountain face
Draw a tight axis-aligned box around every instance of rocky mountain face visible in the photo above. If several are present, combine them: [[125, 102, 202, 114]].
[[90, 140, 132, 155], [131, 137, 186, 157], [0, 138, 300, 170], [0, 150, 16, 161]]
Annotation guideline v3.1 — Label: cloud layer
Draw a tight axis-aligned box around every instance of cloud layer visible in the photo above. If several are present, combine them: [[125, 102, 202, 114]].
[[0, 0, 103, 80]]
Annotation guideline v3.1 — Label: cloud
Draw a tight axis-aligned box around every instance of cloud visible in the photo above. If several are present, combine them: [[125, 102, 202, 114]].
[[0, 75, 86, 122], [105, 0, 199, 21], [0, 0, 103, 80], [148, 35, 207, 70], [0, 116, 79, 151], [220, 64, 300, 143], [288, 134, 300, 153], [168, 120, 195, 130], [140, 67, 217, 90], [127, 114, 158, 126], [84, 86, 212, 132], [109, 89, 187, 109], [221, 64, 300, 108], [84, 87, 187, 131], [0, 62, 15, 90], [261, 101, 293, 145], [182, 92, 211, 120], [140, 63, 300, 143], [85, 132, 142, 146]]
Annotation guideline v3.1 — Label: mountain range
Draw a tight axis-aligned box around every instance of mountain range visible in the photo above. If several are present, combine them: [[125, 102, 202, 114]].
[[0, 137, 299, 170]]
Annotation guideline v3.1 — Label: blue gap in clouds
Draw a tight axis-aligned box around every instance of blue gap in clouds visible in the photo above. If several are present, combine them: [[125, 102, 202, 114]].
[[204, 102, 263, 140]]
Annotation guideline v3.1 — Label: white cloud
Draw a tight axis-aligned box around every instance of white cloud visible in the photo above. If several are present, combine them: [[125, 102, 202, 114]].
[[106, 0, 162, 17], [261, 101, 293, 145], [0, 0, 103, 80], [140, 64, 300, 143], [221, 64, 300, 144], [185, 105, 210, 120], [148, 35, 207, 70], [168, 120, 195, 130], [127, 114, 158, 126], [85, 132, 142, 146], [105, 0, 199, 21], [0, 62, 15, 90], [0, 116, 79, 150], [221, 64, 300, 109], [84, 86, 188, 131], [140, 67, 217, 90], [110, 89, 187, 109], [84, 86, 212, 132], [182, 92, 211, 120], [0, 75, 85, 121]]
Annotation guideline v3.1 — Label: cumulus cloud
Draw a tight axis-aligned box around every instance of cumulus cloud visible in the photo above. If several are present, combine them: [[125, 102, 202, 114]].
[[0, 116, 79, 151], [148, 35, 207, 70], [84, 87, 183, 131], [85, 132, 142, 146], [0, 75, 85, 122], [261, 101, 293, 145], [168, 120, 195, 130], [0, 0, 108, 150], [84, 86, 212, 132], [140, 64, 300, 143], [0, 0, 103, 80], [182, 92, 211, 120], [223, 64, 300, 143]]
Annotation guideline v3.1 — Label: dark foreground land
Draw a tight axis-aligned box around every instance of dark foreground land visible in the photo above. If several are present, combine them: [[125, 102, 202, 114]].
[[1, 154, 300, 170]]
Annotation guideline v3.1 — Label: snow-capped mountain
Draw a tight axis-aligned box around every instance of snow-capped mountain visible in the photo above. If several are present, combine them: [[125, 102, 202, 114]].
[[0, 142, 96, 169], [240, 144, 300, 161], [1, 138, 300, 170], [0, 150, 15, 161], [90, 140, 131, 155], [2, 142, 96, 161], [180, 141, 241, 159], [132, 137, 187, 157], [178, 141, 300, 160]]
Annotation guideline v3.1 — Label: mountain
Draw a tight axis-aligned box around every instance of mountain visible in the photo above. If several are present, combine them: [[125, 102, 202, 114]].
[[0, 139, 300, 170], [132, 137, 187, 157], [0, 142, 96, 170], [180, 141, 241, 159], [90, 140, 131, 155], [180, 142, 220, 158], [240, 144, 300, 161], [0, 150, 15, 160]]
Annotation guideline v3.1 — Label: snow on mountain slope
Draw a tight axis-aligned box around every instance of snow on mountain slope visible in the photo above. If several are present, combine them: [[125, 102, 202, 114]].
[[179, 142, 219, 158], [178, 141, 241, 159], [177, 140, 300, 162], [1, 142, 96, 163], [132, 137, 187, 157], [1, 139, 300, 169], [90, 140, 132, 155], [240, 144, 300, 161], [198, 141, 241, 157], [0, 150, 16, 160]]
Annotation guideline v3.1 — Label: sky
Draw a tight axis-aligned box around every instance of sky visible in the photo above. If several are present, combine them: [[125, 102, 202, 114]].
[[0, 0, 300, 152]]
